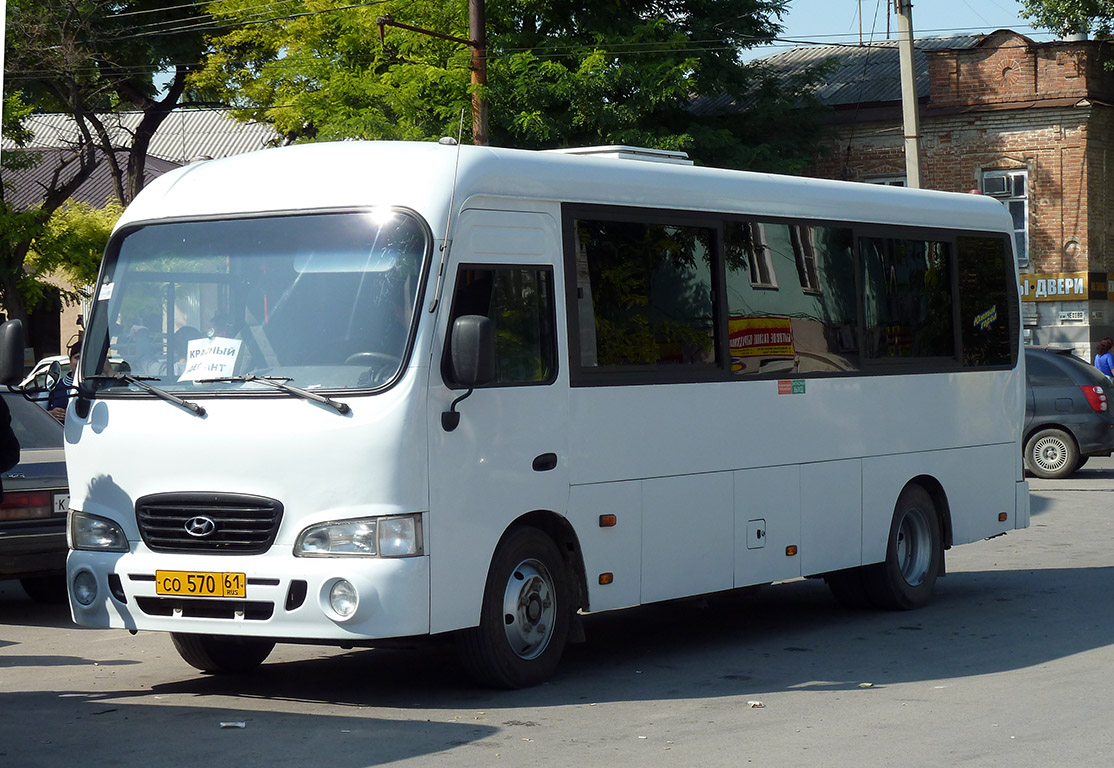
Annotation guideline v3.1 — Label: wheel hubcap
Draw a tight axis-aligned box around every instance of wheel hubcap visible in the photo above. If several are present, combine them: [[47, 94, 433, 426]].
[[1032, 436, 1068, 473], [896, 508, 932, 587], [501, 558, 556, 660]]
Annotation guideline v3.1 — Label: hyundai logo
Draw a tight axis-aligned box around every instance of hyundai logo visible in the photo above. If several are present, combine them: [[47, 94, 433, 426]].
[[184, 516, 217, 538]]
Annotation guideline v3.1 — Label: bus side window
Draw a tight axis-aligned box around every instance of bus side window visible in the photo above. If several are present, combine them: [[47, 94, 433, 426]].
[[444, 266, 557, 386]]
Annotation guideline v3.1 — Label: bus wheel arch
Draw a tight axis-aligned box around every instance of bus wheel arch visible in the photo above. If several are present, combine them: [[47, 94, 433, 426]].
[[456, 513, 584, 688]]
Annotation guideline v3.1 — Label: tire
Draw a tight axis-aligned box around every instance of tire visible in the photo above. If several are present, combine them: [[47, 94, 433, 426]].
[[19, 575, 67, 604], [170, 633, 275, 674], [1024, 428, 1079, 480], [862, 485, 943, 611], [456, 527, 572, 689]]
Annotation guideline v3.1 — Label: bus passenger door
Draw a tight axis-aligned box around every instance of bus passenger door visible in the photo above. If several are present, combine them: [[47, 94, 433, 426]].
[[426, 209, 570, 635]]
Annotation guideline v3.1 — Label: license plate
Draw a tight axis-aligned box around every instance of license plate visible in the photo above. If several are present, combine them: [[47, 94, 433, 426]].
[[155, 570, 247, 598], [53, 493, 70, 516]]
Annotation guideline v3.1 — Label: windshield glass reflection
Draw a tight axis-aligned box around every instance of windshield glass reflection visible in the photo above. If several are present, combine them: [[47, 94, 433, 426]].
[[82, 210, 429, 394]]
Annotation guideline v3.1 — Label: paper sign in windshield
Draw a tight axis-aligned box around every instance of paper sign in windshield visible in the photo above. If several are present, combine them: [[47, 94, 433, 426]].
[[178, 337, 242, 381]]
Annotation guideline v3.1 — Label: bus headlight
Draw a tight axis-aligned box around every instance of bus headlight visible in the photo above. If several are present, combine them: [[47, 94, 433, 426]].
[[295, 514, 423, 558], [70, 511, 128, 552]]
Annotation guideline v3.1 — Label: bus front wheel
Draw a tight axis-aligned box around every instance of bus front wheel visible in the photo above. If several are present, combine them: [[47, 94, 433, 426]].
[[457, 527, 572, 689], [171, 633, 275, 674], [863, 485, 943, 610]]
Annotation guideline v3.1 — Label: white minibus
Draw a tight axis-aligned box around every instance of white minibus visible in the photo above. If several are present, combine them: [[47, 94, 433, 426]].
[[0, 140, 1029, 687]]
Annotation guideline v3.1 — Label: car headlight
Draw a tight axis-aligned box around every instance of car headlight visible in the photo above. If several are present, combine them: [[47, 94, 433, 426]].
[[70, 511, 128, 552], [294, 514, 423, 558]]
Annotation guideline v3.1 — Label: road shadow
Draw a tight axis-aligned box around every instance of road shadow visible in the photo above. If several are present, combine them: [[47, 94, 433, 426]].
[[0, 689, 497, 768], [0, 583, 77, 632], [122, 563, 1113, 711]]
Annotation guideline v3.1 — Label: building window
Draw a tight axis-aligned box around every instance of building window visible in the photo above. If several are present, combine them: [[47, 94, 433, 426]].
[[726, 221, 778, 289], [866, 176, 906, 187], [790, 225, 822, 294], [982, 169, 1028, 267]]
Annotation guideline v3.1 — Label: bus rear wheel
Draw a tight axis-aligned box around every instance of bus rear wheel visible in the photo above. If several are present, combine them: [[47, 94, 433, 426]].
[[171, 633, 275, 674], [457, 527, 571, 689], [863, 485, 943, 610]]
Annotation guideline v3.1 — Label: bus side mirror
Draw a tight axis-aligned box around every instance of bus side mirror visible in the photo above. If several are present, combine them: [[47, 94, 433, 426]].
[[45, 360, 62, 391], [450, 315, 495, 388], [442, 315, 494, 432], [0, 320, 25, 386]]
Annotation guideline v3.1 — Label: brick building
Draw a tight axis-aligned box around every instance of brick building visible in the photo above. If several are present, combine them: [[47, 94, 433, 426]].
[[767, 30, 1114, 358]]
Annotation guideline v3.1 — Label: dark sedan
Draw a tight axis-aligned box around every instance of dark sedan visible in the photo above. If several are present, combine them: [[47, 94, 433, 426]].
[[1024, 346, 1114, 479], [0, 391, 69, 602]]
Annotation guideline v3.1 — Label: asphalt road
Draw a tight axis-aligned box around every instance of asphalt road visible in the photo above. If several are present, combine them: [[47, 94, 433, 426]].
[[3, 462, 1114, 768]]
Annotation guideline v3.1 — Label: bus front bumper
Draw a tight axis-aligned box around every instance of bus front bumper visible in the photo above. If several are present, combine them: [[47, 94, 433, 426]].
[[66, 549, 431, 641]]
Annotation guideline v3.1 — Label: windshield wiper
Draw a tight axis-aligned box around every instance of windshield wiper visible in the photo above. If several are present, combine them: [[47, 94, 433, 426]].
[[195, 375, 351, 415], [84, 374, 206, 418]]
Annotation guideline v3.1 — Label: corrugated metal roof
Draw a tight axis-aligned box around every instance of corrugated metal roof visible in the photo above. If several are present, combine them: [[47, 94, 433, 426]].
[[761, 34, 984, 106], [691, 33, 985, 115], [2, 147, 181, 210], [1, 108, 279, 163]]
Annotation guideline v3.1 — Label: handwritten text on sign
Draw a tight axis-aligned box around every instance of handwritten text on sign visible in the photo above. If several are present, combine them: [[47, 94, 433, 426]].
[[178, 337, 242, 382]]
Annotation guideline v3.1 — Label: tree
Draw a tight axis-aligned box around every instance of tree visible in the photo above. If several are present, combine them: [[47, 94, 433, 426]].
[[1021, 0, 1114, 38], [2, 1, 209, 326], [192, 0, 830, 172]]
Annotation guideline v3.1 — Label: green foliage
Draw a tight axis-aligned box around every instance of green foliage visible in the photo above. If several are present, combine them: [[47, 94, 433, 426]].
[[30, 202, 122, 292], [5, 0, 207, 115], [1021, 0, 1114, 38], [3, 1, 207, 327], [194, 0, 830, 172]]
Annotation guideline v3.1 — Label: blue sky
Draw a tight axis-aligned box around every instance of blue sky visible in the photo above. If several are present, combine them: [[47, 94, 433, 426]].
[[745, 0, 1054, 59]]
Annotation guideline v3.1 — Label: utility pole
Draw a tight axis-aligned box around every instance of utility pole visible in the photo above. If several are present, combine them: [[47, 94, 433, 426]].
[[894, 0, 922, 188], [377, 0, 488, 145], [468, 0, 488, 146]]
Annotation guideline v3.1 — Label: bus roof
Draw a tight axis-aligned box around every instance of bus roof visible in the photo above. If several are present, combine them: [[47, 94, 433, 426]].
[[117, 140, 1014, 237]]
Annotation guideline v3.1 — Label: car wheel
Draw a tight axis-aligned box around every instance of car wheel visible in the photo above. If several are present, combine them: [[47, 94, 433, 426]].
[[456, 527, 572, 688], [170, 633, 275, 674], [862, 485, 943, 611], [19, 575, 67, 604], [1024, 428, 1079, 479]]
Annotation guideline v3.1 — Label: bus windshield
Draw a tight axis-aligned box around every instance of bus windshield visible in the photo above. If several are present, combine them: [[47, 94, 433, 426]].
[[82, 209, 429, 394]]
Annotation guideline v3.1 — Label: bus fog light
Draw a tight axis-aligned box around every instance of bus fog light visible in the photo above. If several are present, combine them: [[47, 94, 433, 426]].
[[73, 570, 98, 606], [329, 580, 358, 618]]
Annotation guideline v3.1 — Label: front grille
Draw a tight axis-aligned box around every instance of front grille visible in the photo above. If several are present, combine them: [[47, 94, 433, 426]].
[[136, 596, 275, 620], [136, 493, 283, 554]]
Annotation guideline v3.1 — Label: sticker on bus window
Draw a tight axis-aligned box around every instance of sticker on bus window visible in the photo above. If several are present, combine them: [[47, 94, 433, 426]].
[[178, 337, 242, 381], [973, 305, 998, 330], [777, 379, 806, 395], [98, 282, 114, 301]]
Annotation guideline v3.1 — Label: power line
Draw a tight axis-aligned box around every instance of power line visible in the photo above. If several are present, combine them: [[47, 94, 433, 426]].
[[4, 18, 1063, 84]]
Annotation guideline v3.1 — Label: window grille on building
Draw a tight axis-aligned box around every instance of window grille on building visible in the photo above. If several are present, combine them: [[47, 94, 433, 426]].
[[981, 169, 1028, 267]]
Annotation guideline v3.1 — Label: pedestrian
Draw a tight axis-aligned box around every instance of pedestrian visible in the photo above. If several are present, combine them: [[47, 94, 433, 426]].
[[48, 341, 81, 422], [1094, 337, 1114, 380]]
